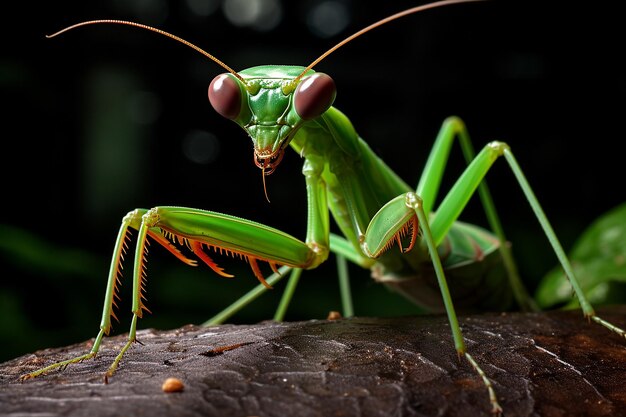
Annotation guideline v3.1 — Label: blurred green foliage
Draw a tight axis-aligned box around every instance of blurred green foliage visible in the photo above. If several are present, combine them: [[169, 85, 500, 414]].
[[0, 225, 104, 362], [537, 203, 626, 309]]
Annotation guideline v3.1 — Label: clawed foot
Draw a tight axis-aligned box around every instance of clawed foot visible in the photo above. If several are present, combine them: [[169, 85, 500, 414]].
[[591, 315, 626, 339], [19, 352, 97, 381]]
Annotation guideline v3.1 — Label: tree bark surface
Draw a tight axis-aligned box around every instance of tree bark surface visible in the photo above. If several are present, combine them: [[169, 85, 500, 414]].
[[2, 307, 626, 417]]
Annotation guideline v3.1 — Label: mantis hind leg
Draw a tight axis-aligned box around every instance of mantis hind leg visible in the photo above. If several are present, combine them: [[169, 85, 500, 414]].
[[428, 139, 626, 339]]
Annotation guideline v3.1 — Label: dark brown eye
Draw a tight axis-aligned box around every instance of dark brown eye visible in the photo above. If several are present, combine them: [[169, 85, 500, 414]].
[[294, 73, 336, 120], [208, 74, 241, 120]]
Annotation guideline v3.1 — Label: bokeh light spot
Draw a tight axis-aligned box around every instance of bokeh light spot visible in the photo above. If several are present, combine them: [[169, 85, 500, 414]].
[[185, 0, 220, 17], [127, 91, 162, 125], [307, 1, 350, 38], [223, 0, 282, 31], [182, 130, 220, 164]]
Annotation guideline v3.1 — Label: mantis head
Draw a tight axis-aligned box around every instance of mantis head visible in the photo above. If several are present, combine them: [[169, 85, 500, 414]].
[[46, 0, 482, 189], [208, 66, 336, 176]]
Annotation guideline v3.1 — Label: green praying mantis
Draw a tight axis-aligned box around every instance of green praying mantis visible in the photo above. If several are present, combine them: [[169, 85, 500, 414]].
[[19, 0, 626, 414]]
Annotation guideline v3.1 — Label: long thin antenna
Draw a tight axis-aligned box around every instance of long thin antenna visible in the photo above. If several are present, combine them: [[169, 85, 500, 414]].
[[46, 20, 245, 83], [294, 0, 486, 83]]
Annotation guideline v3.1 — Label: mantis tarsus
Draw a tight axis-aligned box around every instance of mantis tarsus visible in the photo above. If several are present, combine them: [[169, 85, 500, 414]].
[[20, 0, 626, 414]]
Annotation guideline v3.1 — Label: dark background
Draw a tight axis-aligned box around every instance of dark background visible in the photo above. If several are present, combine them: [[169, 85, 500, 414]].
[[1, 0, 624, 363]]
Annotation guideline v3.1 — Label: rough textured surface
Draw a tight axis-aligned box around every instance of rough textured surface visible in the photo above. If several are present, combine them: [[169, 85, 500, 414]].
[[2, 307, 626, 417]]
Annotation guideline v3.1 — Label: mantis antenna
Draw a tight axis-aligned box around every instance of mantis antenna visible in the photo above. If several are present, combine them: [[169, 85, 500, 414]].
[[294, 0, 487, 83], [47, 2, 485, 200], [46, 20, 246, 84], [48, 0, 484, 85]]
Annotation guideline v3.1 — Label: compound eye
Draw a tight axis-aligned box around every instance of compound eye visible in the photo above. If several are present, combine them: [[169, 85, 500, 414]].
[[208, 73, 241, 120], [294, 73, 336, 120]]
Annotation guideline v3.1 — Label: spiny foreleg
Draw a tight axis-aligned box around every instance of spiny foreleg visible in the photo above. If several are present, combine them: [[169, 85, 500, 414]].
[[21, 205, 330, 381], [20, 210, 149, 380], [361, 193, 502, 414]]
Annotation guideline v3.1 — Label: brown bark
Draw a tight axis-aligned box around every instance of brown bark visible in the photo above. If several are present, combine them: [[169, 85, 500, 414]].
[[2, 307, 626, 417]]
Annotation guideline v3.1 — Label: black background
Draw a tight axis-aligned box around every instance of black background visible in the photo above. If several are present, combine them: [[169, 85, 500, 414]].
[[1, 0, 624, 362]]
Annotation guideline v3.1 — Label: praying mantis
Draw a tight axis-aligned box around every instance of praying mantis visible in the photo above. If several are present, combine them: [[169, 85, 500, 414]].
[[18, 0, 626, 414]]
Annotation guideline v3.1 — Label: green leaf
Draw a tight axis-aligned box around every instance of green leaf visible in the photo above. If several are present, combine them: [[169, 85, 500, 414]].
[[536, 203, 626, 309]]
